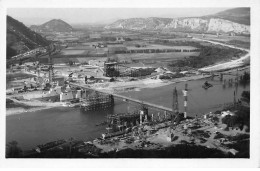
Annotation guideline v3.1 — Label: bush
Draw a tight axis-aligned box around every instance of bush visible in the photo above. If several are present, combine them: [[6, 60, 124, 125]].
[[241, 91, 250, 104]]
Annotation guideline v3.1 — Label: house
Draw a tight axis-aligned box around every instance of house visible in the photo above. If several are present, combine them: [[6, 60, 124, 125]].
[[203, 114, 209, 119], [155, 67, 167, 73], [180, 71, 188, 74], [221, 110, 234, 117], [229, 32, 236, 37], [229, 149, 238, 155], [116, 37, 125, 42]]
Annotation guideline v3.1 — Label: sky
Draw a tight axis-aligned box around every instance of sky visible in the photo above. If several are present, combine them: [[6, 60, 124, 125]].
[[7, 8, 230, 26]]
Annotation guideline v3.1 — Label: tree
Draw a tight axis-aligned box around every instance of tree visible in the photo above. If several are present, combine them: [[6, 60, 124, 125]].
[[6, 141, 23, 158], [212, 116, 219, 123], [68, 137, 74, 157], [19, 59, 23, 66], [68, 60, 74, 66], [239, 72, 250, 84], [241, 91, 250, 104]]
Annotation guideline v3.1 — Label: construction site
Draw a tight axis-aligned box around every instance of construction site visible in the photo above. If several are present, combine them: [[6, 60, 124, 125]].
[[13, 80, 249, 158], [6, 35, 250, 158]]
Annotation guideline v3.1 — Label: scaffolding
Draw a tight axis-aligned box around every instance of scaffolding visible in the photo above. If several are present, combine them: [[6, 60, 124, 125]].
[[106, 113, 140, 133], [104, 62, 120, 77], [80, 93, 114, 111]]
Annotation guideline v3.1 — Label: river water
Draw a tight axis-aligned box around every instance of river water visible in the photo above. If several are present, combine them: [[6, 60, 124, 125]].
[[6, 75, 249, 150]]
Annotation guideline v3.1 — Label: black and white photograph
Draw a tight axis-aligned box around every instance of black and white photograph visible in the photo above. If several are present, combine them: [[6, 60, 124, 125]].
[[1, 0, 260, 168]]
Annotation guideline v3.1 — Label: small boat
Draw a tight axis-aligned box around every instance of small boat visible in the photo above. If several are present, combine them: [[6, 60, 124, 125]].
[[202, 81, 213, 89]]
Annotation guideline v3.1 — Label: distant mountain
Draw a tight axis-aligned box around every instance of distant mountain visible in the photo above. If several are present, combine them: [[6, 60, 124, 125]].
[[7, 16, 50, 59], [106, 17, 172, 30], [208, 7, 250, 25], [105, 8, 250, 35], [30, 19, 73, 32]]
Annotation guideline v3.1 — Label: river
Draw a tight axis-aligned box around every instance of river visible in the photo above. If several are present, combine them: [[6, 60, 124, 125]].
[[6, 75, 249, 150]]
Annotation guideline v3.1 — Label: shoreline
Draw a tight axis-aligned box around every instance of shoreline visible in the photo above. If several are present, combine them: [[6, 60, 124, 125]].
[[6, 106, 58, 116], [6, 98, 65, 116], [193, 37, 250, 72], [5, 72, 228, 116], [92, 74, 212, 94]]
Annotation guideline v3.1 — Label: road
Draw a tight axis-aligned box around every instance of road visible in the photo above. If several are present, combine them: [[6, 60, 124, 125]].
[[193, 37, 250, 72]]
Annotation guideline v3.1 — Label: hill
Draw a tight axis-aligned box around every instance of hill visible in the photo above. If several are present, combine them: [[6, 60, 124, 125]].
[[107, 17, 172, 30], [209, 8, 250, 25], [105, 8, 250, 35], [30, 19, 73, 32], [6, 16, 50, 59]]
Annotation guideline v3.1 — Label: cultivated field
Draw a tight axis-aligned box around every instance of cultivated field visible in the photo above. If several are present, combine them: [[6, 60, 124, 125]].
[[113, 51, 200, 62], [127, 44, 196, 50], [191, 34, 250, 49], [52, 57, 107, 64]]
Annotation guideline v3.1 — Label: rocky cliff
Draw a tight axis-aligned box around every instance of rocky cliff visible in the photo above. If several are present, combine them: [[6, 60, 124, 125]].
[[105, 8, 250, 35], [105, 17, 249, 35]]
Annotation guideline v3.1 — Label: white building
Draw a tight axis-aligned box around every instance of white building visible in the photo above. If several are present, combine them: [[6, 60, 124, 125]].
[[60, 91, 74, 101], [221, 110, 234, 117]]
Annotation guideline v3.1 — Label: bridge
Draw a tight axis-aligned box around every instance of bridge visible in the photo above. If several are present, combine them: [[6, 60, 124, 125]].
[[69, 82, 173, 113]]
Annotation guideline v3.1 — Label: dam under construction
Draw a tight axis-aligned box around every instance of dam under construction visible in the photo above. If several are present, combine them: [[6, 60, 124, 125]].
[[5, 15, 251, 159]]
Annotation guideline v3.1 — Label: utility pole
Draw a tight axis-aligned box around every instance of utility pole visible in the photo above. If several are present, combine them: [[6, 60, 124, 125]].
[[233, 91, 236, 105], [48, 44, 53, 84], [172, 87, 179, 115], [69, 137, 73, 157], [183, 83, 188, 118], [235, 69, 239, 95]]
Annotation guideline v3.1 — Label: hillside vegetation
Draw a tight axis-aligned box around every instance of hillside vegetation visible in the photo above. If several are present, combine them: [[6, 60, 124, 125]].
[[30, 19, 73, 32], [209, 8, 250, 25], [7, 16, 50, 59]]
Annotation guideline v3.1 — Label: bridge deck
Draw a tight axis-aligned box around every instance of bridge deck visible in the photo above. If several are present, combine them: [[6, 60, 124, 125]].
[[69, 82, 173, 113]]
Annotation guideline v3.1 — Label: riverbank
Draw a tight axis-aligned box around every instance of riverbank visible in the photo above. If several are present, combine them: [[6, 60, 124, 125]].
[[17, 113, 250, 158], [6, 97, 65, 116], [6, 106, 56, 116], [193, 37, 250, 72], [90, 74, 212, 94]]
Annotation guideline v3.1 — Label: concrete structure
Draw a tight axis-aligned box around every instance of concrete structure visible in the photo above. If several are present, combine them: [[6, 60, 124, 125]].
[[76, 90, 81, 99], [47, 86, 62, 96], [60, 91, 74, 101]]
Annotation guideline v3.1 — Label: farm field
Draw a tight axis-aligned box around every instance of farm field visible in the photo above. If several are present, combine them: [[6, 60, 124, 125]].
[[61, 49, 87, 55], [127, 44, 197, 50], [114, 51, 200, 62], [52, 57, 107, 64], [191, 33, 250, 49]]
